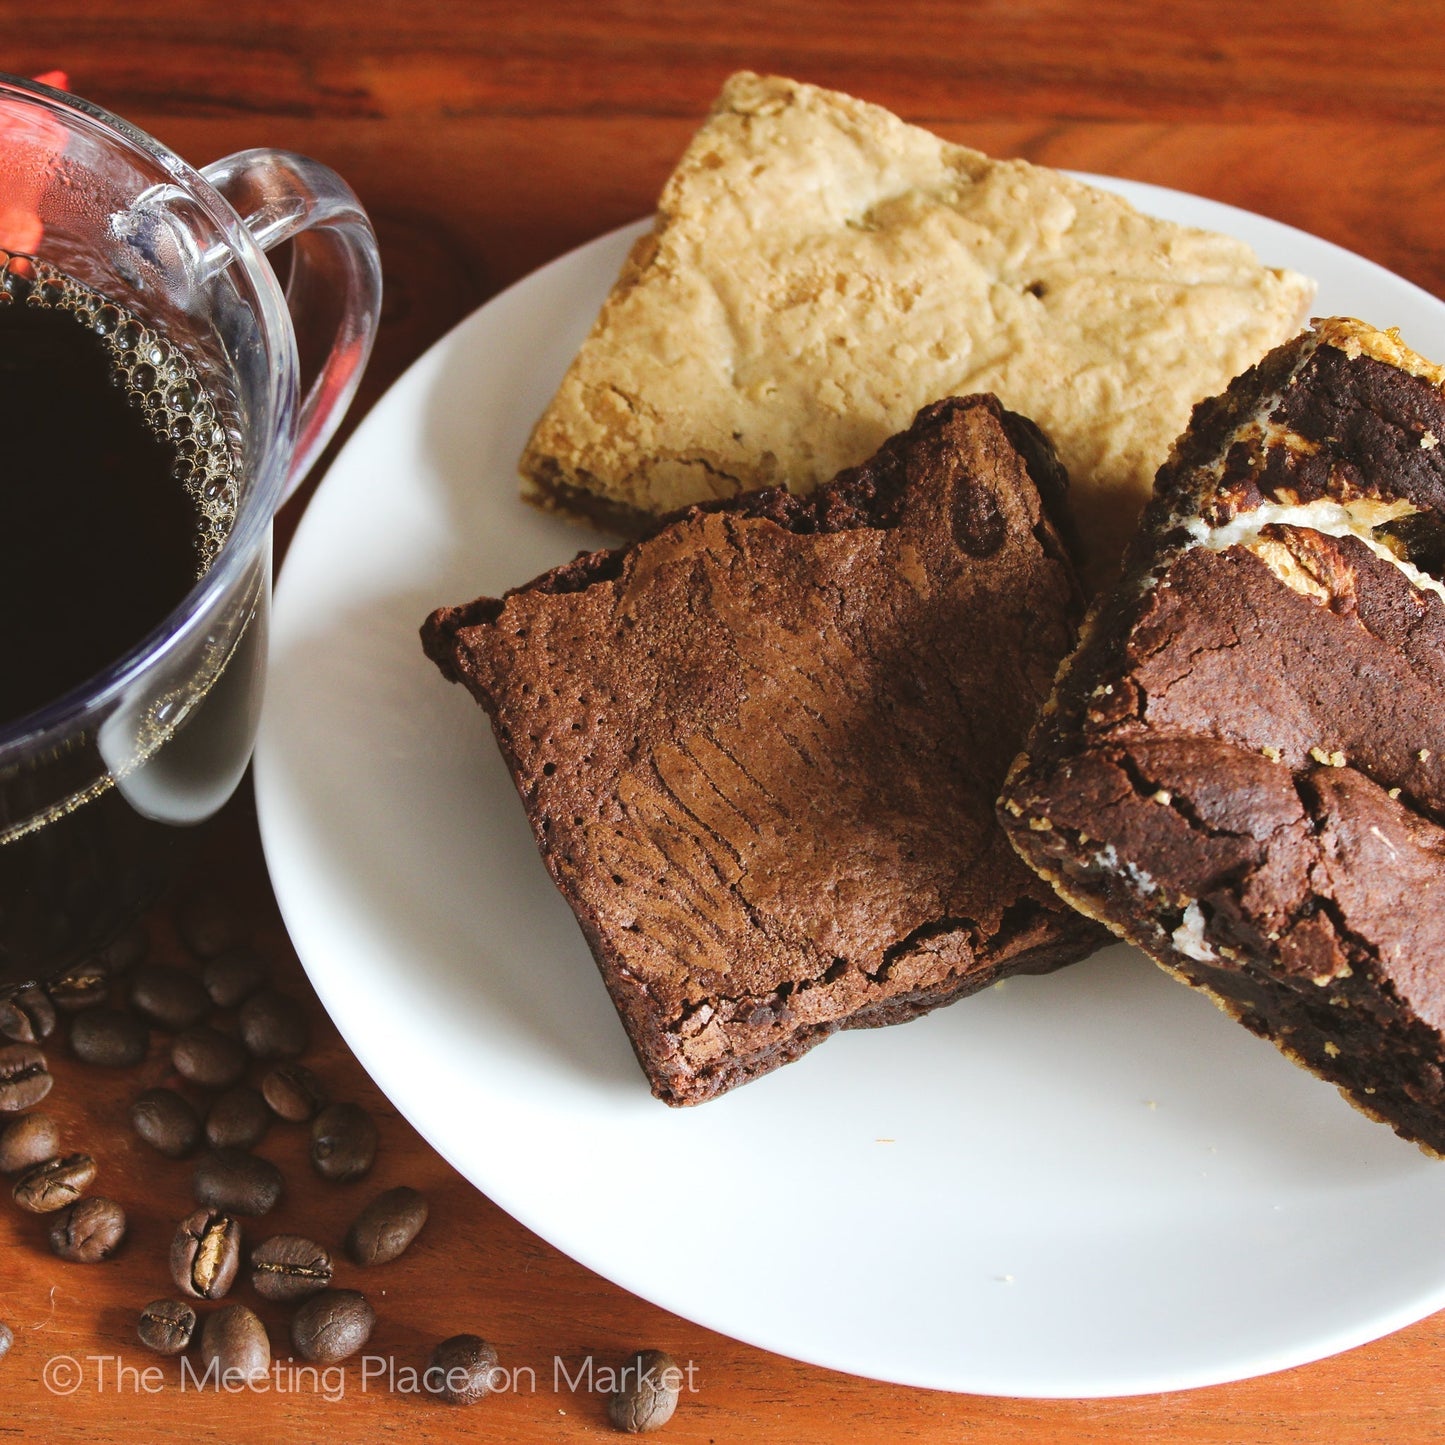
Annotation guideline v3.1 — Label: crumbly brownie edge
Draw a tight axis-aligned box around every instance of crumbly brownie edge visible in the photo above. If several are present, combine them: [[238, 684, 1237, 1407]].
[[1022, 843, 1445, 1158], [1005, 751, 1445, 1156], [453, 395, 1083, 636], [581, 893, 1102, 1106], [520, 461, 659, 537]]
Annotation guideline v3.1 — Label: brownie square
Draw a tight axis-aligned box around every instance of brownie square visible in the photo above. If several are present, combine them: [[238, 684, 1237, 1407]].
[[1000, 318, 1445, 1154], [425, 395, 1104, 1104]]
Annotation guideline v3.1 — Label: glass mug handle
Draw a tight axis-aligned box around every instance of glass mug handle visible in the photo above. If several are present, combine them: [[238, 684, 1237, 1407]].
[[200, 149, 383, 503]]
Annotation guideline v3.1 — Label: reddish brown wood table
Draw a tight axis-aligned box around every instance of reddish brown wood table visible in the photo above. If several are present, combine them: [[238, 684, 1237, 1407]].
[[5, 4, 1445, 1440]]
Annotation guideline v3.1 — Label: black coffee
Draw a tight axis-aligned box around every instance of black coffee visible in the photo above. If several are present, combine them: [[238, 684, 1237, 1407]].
[[0, 270, 230, 724], [0, 263, 263, 992]]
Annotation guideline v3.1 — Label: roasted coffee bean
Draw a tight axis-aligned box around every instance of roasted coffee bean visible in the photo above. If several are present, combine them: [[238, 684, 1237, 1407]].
[[138, 1298, 196, 1355], [202, 947, 267, 1008], [131, 1088, 202, 1159], [249, 1234, 333, 1302], [0, 1319, 11, 1362], [260, 1063, 327, 1123], [177, 890, 247, 960], [0, 1111, 60, 1175], [290, 1289, 375, 1363], [47, 958, 111, 1012], [12, 1153, 97, 1213], [48, 1196, 126, 1262], [346, 1186, 428, 1266], [238, 989, 308, 1060], [130, 963, 209, 1032], [0, 1044, 51, 1111], [172, 1026, 247, 1089], [95, 921, 148, 975], [193, 1148, 284, 1216], [0, 986, 56, 1044], [426, 1334, 499, 1405], [170, 1207, 242, 1299], [205, 1088, 270, 1150], [70, 1008, 148, 1068], [310, 1103, 376, 1183], [607, 1350, 683, 1434], [199, 1303, 270, 1384]]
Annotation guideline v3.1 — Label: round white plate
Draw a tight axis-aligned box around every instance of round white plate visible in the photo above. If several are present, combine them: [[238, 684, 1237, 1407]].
[[254, 177, 1445, 1398]]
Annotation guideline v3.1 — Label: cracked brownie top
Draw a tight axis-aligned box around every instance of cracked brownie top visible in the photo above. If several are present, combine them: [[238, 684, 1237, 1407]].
[[1000, 317, 1445, 1153], [519, 70, 1313, 589], [426, 395, 1103, 1104], [1029, 318, 1445, 787]]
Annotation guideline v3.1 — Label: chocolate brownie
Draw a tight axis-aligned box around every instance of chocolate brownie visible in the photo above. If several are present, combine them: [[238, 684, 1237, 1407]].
[[425, 395, 1104, 1105], [1000, 317, 1445, 1154]]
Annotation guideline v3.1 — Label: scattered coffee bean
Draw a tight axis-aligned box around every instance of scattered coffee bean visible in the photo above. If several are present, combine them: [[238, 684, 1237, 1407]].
[[138, 1298, 197, 1355], [607, 1350, 683, 1434], [199, 1303, 270, 1384], [346, 1185, 428, 1266], [172, 1026, 247, 1089], [130, 964, 209, 1032], [131, 1088, 202, 1159], [205, 1087, 271, 1150], [70, 1008, 149, 1068], [202, 947, 267, 1008], [193, 1148, 284, 1216], [47, 958, 111, 1012], [0, 1112, 60, 1175], [95, 922, 148, 975], [178, 890, 247, 960], [0, 986, 56, 1044], [48, 1196, 126, 1262], [12, 1153, 97, 1213], [0, 1320, 11, 1361], [0, 1044, 52, 1111], [426, 1334, 499, 1405], [261, 1063, 327, 1123], [170, 1207, 242, 1299], [238, 989, 308, 1060], [290, 1288, 375, 1363], [250, 1234, 333, 1302], [310, 1103, 376, 1183]]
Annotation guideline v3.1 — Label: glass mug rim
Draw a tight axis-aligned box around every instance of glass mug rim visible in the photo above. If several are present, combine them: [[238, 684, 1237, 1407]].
[[0, 71, 298, 768]]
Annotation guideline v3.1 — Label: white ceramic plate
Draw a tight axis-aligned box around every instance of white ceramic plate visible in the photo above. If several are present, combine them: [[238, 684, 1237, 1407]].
[[254, 177, 1445, 1398]]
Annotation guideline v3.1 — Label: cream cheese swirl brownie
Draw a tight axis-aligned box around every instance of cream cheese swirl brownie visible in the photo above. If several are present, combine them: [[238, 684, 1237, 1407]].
[[1001, 318, 1445, 1154]]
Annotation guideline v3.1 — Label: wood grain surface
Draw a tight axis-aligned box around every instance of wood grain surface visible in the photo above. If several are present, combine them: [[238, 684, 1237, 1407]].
[[3, 3, 1445, 1440]]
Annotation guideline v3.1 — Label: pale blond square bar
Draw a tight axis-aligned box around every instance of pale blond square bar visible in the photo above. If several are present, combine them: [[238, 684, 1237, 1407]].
[[520, 72, 1314, 585]]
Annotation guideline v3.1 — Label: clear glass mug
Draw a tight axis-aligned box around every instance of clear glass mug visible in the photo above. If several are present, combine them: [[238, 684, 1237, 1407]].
[[0, 74, 381, 994]]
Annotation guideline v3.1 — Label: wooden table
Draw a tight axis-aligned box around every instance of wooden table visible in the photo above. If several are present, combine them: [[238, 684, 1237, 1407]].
[[6, 3, 1445, 1439]]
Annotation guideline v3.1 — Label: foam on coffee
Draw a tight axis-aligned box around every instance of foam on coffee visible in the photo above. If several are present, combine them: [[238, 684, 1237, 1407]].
[[1, 254, 238, 571]]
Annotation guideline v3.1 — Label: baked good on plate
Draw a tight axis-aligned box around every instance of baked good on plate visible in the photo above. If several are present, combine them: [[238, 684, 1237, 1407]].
[[427, 395, 1105, 1104], [520, 70, 1314, 587], [1000, 318, 1445, 1154]]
